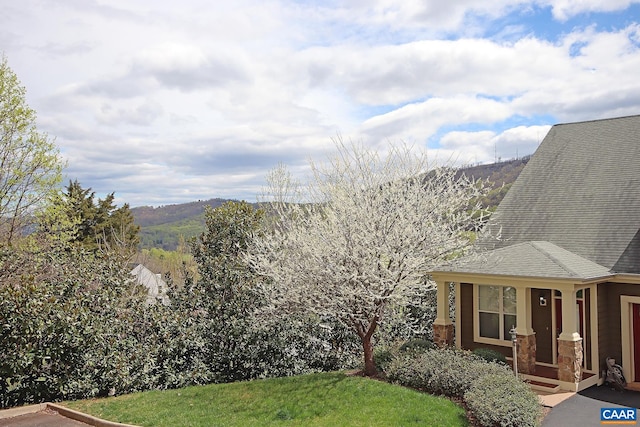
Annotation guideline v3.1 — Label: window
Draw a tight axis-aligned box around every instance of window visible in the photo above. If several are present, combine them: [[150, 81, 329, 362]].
[[478, 285, 516, 341]]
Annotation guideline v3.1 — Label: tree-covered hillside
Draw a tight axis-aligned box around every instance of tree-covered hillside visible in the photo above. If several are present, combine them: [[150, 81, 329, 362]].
[[459, 156, 531, 213], [133, 157, 530, 250], [132, 198, 230, 227], [132, 198, 259, 250]]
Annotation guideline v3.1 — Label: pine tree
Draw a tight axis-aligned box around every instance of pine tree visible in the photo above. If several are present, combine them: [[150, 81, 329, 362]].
[[56, 180, 139, 256]]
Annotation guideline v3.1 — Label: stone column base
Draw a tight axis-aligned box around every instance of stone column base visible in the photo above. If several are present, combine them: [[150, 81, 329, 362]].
[[433, 323, 454, 348], [558, 338, 583, 383], [516, 334, 536, 374]]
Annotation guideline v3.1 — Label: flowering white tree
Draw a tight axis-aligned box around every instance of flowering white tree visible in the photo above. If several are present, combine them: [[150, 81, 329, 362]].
[[248, 140, 490, 376]]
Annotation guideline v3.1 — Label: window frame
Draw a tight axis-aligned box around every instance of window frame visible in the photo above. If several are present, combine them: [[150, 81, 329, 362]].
[[474, 284, 517, 347]]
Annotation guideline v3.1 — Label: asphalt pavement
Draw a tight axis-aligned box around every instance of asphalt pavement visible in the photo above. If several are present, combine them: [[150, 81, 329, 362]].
[[543, 385, 640, 427]]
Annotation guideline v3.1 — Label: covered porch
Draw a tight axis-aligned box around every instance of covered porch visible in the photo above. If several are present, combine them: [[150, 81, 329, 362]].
[[430, 241, 614, 393], [507, 360, 597, 394]]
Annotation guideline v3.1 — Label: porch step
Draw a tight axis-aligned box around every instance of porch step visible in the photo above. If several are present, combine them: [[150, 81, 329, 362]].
[[625, 382, 640, 392], [527, 379, 561, 393]]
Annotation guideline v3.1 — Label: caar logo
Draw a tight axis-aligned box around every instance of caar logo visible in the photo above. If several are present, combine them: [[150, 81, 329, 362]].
[[601, 407, 637, 424]]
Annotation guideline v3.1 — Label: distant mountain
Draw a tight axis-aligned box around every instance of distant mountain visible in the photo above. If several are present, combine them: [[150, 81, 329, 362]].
[[132, 198, 238, 250], [134, 157, 531, 250], [132, 198, 232, 227], [457, 155, 531, 189], [458, 156, 531, 211]]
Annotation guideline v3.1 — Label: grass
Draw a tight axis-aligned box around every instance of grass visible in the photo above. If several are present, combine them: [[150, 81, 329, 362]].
[[63, 372, 468, 427]]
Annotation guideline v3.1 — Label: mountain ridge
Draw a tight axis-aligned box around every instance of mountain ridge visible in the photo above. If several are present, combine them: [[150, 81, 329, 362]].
[[133, 156, 531, 250]]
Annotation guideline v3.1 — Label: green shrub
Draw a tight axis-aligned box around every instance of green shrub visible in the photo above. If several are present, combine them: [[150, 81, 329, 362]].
[[0, 241, 216, 409], [399, 338, 434, 353], [472, 347, 507, 365], [385, 352, 431, 390], [0, 236, 356, 409], [386, 348, 510, 398], [464, 372, 543, 427], [0, 201, 363, 409], [374, 347, 395, 373], [422, 349, 510, 397]]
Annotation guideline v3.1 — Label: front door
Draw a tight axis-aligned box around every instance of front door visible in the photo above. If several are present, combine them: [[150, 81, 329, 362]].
[[633, 304, 640, 382], [532, 288, 553, 364]]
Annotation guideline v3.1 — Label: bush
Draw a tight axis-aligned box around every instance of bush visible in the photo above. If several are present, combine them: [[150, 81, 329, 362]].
[[419, 349, 510, 398], [472, 347, 507, 365], [387, 347, 542, 426], [386, 348, 510, 398], [0, 238, 221, 409], [399, 338, 434, 353], [374, 347, 395, 373], [0, 239, 359, 409], [385, 352, 430, 390], [465, 372, 542, 427], [0, 201, 364, 409]]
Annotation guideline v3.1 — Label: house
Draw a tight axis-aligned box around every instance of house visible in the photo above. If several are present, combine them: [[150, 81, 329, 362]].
[[130, 264, 170, 305], [430, 115, 640, 393]]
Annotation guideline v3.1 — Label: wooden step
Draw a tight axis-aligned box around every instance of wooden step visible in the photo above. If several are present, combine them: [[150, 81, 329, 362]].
[[625, 382, 640, 392], [528, 379, 561, 393]]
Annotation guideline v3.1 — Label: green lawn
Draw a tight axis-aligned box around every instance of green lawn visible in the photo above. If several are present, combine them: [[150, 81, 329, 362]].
[[63, 372, 468, 427]]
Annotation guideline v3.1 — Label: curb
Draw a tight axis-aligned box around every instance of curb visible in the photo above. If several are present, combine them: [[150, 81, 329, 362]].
[[0, 402, 140, 427]]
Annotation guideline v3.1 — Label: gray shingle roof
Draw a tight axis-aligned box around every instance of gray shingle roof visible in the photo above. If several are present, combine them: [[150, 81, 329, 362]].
[[435, 241, 612, 280], [130, 264, 170, 305], [481, 115, 640, 274]]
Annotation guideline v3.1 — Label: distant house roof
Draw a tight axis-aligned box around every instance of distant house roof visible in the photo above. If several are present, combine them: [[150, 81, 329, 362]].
[[130, 264, 170, 305], [478, 115, 640, 274]]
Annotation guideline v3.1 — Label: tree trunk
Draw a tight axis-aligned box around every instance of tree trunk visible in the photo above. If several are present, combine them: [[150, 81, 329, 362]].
[[362, 333, 377, 377], [352, 316, 379, 377]]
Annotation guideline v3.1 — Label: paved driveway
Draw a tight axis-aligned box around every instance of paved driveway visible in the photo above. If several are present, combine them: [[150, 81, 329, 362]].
[[543, 386, 640, 427]]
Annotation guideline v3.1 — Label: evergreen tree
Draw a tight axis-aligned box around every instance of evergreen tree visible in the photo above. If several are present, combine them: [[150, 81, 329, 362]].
[[185, 200, 357, 381], [188, 201, 265, 381], [56, 180, 139, 256]]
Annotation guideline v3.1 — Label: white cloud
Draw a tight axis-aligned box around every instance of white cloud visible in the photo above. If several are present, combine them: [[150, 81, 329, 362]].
[[542, 0, 640, 21], [321, 0, 525, 35], [439, 125, 551, 165], [360, 96, 513, 143], [1, 0, 639, 206], [96, 99, 164, 126]]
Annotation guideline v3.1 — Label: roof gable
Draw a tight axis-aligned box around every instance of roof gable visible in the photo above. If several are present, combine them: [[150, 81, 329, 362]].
[[483, 115, 640, 273], [435, 241, 612, 281], [130, 264, 170, 305]]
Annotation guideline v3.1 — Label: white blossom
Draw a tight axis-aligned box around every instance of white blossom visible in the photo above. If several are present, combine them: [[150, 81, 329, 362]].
[[248, 139, 489, 375]]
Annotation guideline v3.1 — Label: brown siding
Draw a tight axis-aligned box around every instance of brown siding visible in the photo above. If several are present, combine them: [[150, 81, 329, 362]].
[[597, 283, 640, 373]]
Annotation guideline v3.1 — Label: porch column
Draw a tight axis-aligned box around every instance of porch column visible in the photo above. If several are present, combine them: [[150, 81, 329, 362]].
[[515, 287, 536, 374], [433, 280, 454, 347], [558, 288, 583, 384]]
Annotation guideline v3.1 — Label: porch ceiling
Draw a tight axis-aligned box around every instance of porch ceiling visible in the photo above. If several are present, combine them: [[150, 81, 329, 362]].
[[432, 241, 612, 281]]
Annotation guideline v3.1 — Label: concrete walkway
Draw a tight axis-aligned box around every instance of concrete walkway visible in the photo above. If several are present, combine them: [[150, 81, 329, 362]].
[[542, 386, 640, 427]]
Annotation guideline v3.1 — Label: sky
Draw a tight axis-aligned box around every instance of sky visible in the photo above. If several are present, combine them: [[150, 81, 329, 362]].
[[2, 0, 640, 207]]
